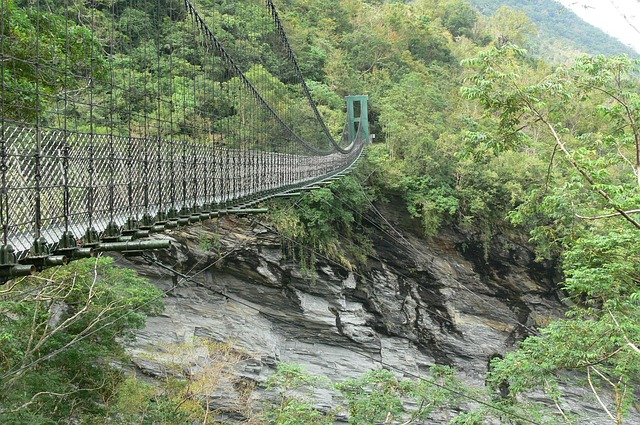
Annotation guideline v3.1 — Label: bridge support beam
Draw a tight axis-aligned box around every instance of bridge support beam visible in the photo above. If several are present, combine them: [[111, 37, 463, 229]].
[[0, 264, 36, 278], [271, 192, 301, 198], [97, 239, 171, 253], [0, 245, 35, 282], [56, 231, 95, 259], [226, 208, 269, 215]]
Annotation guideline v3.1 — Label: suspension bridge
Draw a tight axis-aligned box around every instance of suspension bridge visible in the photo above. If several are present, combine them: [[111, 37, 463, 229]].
[[0, 0, 369, 278]]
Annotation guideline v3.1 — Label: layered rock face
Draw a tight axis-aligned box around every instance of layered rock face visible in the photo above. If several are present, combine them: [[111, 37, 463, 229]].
[[122, 206, 604, 422]]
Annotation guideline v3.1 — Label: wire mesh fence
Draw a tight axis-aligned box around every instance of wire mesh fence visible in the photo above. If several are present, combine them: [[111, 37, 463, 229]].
[[0, 0, 365, 259]]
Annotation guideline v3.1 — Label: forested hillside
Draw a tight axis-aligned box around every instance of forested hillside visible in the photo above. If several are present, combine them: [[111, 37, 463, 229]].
[[1, 0, 639, 423], [470, 0, 639, 59]]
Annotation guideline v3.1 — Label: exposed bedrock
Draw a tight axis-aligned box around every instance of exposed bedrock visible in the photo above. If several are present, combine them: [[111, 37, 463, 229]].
[[121, 204, 621, 423]]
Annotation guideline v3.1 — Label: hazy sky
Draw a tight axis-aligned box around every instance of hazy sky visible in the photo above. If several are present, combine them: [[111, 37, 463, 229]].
[[555, 0, 640, 52]]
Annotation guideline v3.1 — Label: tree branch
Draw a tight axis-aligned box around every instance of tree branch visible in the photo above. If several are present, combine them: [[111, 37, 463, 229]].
[[607, 309, 640, 355], [1, 390, 78, 414], [544, 144, 558, 192], [544, 378, 570, 422], [531, 106, 640, 229], [580, 82, 640, 186], [587, 366, 617, 424], [575, 209, 640, 220], [1, 376, 107, 414]]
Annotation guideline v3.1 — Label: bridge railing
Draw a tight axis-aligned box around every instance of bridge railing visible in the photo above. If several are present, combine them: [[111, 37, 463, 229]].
[[0, 0, 366, 268]]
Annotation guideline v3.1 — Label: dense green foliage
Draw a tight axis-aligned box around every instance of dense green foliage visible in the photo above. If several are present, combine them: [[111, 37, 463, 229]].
[[261, 362, 559, 424], [269, 176, 373, 271], [336, 367, 464, 423], [0, 0, 98, 121], [463, 44, 640, 424], [469, 0, 639, 60], [0, 257, 163, 423]]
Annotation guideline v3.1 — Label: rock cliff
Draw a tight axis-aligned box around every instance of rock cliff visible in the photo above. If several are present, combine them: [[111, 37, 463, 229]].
[[120, 203, 616, 423]]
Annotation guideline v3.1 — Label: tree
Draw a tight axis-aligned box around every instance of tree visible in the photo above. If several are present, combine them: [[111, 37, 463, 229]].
[[442, 0, 478, 39], [462, 45, 640, 423], [487, 6, 536, 47], [336, 366, 465, 424], [463, 47, 640, 231], [0, 257, 164, 423], [488, 229, 640, 424], [0, 0, 100, 122], [269, 175, 372, 273]]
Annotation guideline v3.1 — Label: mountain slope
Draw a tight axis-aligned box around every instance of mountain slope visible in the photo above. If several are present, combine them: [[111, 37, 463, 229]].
[[470, 0, 639, 59]]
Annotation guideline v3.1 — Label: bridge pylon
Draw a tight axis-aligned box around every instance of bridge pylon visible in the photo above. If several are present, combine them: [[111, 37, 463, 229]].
[[345, 95, 370, 143]]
